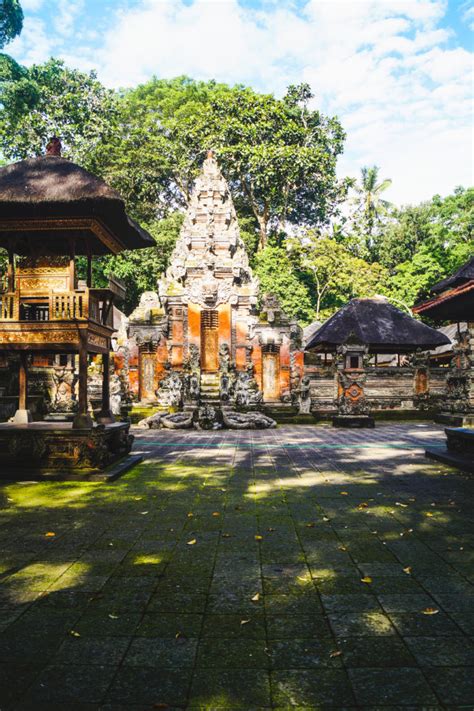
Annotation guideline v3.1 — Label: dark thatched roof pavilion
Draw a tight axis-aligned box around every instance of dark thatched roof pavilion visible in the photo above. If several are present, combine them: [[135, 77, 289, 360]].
[[0, 152, 155, 255], [306, 297, 450, 353]]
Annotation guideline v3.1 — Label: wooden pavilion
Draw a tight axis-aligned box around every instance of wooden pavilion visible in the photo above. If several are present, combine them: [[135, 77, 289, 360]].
[[0, 138, 154, 476], [414, 257, 474, 471], [306, 296, 450, 427]]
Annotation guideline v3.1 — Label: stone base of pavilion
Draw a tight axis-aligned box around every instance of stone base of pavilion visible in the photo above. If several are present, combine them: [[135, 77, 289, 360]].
[[426, 427, 474, 474], [435, 412, 474, 428], [332, 414, 375, 428], [0, 421, 141, 481]]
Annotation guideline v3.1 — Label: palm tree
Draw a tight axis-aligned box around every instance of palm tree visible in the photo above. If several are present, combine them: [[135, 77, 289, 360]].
[[352, 166, 392, 256]]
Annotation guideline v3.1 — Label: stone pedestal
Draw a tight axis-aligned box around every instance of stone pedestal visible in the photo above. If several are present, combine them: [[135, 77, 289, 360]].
[[12, 408, 33, 424], [332, 414, 375, 428], [426, 427, 474, 474]]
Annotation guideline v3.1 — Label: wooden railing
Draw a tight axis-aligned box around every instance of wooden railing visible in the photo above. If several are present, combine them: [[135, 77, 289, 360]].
[[0, 293, 17, 321], [50, 291, 86, 320], [0, 288, 115, 327]]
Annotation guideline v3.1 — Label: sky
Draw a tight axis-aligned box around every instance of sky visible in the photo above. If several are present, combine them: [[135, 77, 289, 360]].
[[8, 0, 474, 206]]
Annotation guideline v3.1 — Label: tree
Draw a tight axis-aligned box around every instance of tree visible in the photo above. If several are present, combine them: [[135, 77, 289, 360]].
[[254, 245, 314, 323], [0, 0, 23, 49], [349, 165, 392, 259], [210, 83, 348, 249], [92, 77, 348, 244], [0, 59, 117, 164], [287, 231, 387, 320]]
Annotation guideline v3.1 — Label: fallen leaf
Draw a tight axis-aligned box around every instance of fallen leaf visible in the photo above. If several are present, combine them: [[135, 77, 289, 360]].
[[140, 511, 149, 515], [44, 532, 56, 537], [360, 577, 372, 584], [403, 566, 412, 575], [240, 619, 250, 625], [222, 533, 231, 538], [305, 522, 315, 528], [396, 502, 408, 508], [357, 502, 368, 510], [133, 496, 142, 501], [338, 545, 347, 552], [108, 614, 119, 619], [212, 512, 221, 517], [340, 491, 349, 496], [187, 512, 194, 518], [69, 630, 80, 637], [323, 517, 330, 522], [329, 649, 343, 658], [267, 527, 275, 532], [255, 535, 263, 541], [421, 607, 439, 615], [187, 539, 197, 545], [425, 512, 434, 517], [251, 593, 260, 602]]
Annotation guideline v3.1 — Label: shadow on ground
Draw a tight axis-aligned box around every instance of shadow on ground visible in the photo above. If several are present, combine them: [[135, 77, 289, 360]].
[[0, 422, 473, 709]]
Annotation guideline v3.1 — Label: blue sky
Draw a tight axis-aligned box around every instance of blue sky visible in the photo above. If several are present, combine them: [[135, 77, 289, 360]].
[[9, 0, 474, 205]]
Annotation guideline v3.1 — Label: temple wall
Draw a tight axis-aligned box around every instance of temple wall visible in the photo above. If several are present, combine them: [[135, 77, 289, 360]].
[[305, 365, 450, 413]]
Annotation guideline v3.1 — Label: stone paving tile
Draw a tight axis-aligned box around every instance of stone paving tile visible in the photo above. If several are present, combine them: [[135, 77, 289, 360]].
[[1, 422, 474, 708]]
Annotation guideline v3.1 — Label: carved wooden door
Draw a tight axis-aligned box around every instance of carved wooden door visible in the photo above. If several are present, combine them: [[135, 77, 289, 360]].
[[201, 309, 219, 371], [263, 352, 279, 401]]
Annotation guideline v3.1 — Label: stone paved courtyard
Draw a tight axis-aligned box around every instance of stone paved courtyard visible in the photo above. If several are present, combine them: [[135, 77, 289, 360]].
[[1, 422, 474, 709]]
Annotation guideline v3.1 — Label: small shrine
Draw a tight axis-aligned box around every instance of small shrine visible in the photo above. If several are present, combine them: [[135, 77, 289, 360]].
[[414, 257, 474, 471], [128, 152, 303, 429], [0, 138, 154, 477], [305, 296, 450, 427]]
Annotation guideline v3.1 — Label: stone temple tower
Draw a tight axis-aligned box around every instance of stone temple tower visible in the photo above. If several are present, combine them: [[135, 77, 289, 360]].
[[128, 151, 303, 410]]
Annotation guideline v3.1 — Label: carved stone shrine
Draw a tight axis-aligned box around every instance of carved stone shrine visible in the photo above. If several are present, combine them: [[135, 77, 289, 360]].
[[128, 152, 303, 428]]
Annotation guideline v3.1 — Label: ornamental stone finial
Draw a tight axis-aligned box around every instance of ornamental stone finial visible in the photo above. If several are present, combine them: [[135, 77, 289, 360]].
[[45, 136, 62, 157]]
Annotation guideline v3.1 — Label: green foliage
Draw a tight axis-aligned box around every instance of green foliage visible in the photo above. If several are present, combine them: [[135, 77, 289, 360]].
[[103, 212, 183, 313], [287, 232, 387, 320], [254, 245, 314, 323], [348, 165, 392, 260], [0, 0, 23, 49], [374, 187, 474, 307], [0, 59, 117, 163], [89, 76, 347, 240]]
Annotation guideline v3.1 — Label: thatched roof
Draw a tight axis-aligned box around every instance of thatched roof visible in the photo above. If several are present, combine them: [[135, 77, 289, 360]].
[[306, 297, 451, 353], [0, 155, 154, 255], [430, 256, 474, 294]]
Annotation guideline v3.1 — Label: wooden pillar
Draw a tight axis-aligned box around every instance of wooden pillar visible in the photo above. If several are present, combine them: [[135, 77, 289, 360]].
[[97, 351, 115, 423], [13, 352, 32, 424], [69, 239, 76, 290], [86, 241, 92, 288], [19, 352, 28, 410], [7, 249, 14, 292], [73, 341, 93, 428]]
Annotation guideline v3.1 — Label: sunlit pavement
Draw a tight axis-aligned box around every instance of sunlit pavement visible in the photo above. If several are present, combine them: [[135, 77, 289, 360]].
[[1, 422, 474, 709]]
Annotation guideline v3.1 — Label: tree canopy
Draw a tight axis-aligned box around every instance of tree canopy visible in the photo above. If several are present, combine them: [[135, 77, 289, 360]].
[[0, 55, 471, 321], [0, 0, 23, 49]]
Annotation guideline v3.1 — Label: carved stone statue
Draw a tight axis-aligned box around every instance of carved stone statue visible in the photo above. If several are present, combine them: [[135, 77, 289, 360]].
[[156, 369, 184, 409]]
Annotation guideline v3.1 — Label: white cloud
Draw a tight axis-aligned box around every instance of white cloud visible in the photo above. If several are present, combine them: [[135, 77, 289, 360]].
[[7, 16, 56, 64], [20, 0, 45, 10], [9, 0, 473, 205]]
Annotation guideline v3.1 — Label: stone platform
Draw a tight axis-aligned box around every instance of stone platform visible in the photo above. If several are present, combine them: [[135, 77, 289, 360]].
[[332, 414, 375, 428], [426, 426, 474, 474], [0, 421, 137, 480]]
